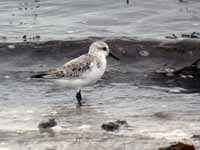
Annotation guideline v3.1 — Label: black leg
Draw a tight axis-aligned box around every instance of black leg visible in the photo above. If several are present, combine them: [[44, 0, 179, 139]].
[[76, 90, 82, 106], [126, 0, 129, 4]]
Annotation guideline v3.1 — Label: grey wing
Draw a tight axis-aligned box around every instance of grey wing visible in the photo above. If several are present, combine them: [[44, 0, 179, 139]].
[[62, 54, 95, 79], [31, 68, 65, 79], [40, 54, 95, 79]]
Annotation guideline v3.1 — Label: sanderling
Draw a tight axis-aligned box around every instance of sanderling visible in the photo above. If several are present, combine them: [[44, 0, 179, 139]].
[[32, 41, 119, 106]]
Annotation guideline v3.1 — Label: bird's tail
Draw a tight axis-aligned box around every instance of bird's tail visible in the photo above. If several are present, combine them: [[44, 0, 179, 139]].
[[31, 69, 59, 79], [31, 72, 48, 78]]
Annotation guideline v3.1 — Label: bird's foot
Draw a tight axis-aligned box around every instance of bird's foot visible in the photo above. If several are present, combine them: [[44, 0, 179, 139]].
[[76, 90, 82, 106]]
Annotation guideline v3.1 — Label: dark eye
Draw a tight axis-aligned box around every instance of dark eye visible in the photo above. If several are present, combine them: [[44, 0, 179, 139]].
[[102, 47, 107, 51]]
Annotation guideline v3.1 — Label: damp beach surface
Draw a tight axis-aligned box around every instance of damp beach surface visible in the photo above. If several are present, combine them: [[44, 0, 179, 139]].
[[1, 39, 200, 150], [0, 0, 200, 150]]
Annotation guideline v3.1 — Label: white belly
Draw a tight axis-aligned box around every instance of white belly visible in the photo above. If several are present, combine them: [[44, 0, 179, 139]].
[[55, 62, 106, 88]]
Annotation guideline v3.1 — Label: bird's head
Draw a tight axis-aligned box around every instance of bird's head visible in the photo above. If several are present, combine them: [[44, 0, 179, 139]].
[[88, 41, 119, 60]]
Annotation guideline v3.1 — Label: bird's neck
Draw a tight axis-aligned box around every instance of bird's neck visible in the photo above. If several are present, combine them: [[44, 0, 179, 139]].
[[89, 52, 106, 61], [88, 53, 107, 70]]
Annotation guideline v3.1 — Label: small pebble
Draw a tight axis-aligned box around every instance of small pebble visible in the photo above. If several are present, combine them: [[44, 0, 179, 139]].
[[101, 120, 128, 132], [35, 35, 40, 39], [22, 35, 27, 41], [165, 34, 178, 39], [101, 122, 119, 132], [38, 119, 57, 129]]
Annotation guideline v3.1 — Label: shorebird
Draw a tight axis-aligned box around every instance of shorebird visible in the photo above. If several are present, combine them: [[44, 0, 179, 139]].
[[32, 41, 119, 106]]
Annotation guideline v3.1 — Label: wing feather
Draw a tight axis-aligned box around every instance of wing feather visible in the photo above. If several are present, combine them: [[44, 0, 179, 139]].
[[62, 54, 97, 78], [33, 54, 99, 79]]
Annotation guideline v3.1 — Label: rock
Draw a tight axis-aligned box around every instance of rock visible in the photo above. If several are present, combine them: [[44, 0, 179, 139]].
[[156, 58, 200, 79], [173, 58, 200, 77], [165, 34, 178, 39], [159, 142, 195, 150], [22, 35, 27, 41], [35, 35, 41, 39], [101, 120, 128, 132], [101, 122, 120, 132], [192, 135, 200, 140], [38, 119, 57, 129], [181, 32, 200, 39]]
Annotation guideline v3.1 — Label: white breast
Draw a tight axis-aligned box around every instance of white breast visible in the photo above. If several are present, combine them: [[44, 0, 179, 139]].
[[82, 56, 107, 84], [56, 57, 107, 88]]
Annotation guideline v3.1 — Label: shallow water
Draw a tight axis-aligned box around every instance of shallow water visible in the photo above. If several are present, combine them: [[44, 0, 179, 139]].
[[1, 40, 200, 149], [1, 0, 200, 42], [1, 0, 200, 149]]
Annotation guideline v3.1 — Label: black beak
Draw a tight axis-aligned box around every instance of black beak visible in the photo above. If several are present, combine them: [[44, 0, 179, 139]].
[[109, 52, 119, 61]]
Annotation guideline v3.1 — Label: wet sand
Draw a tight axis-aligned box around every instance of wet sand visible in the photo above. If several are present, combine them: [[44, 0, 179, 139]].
[[1, 0, 200, 149], [0, 38, 200, 149]]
